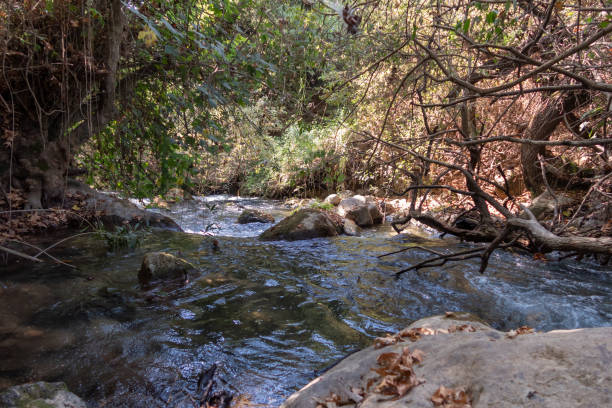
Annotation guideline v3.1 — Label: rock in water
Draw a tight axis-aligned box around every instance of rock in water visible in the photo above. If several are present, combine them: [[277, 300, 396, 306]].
[[138, 252, 196, 284], [66, 180, 180, 230], [0, 382, 86, 408], [282, 314, 612, 408], [237, 209, 275, 224], [337, 195, 382, 227], [259, 209, 340, 241], [343, 218, 361, 236]]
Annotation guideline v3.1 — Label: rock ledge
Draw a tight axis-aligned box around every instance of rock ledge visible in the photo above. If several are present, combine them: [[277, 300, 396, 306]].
[[282, 314, 612, 408]]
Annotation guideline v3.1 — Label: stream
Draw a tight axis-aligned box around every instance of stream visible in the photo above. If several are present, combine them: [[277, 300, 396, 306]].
[[1, 195, 611, 407]]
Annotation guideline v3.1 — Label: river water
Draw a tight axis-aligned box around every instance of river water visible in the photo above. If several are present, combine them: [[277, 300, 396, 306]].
[[1, 195, 611, 407]]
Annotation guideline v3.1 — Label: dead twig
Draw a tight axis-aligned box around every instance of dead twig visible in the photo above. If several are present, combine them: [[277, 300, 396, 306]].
[[0, 245, 43, 263], [8, 239, 76, 268]]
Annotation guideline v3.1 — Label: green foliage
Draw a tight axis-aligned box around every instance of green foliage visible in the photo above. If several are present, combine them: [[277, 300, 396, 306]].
[[240, 121, 350, 196], [308, 200, 334, 211], [70, 0, 354, 199], [79, 79, 205, 198], [73, 0, 281, 197], [94, 222, 146, 252]]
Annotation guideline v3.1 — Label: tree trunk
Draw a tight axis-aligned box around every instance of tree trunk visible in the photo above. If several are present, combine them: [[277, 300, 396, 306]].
[[1, 0, 126, 208], [520, 92, 587, 194], [461, 101, 492, 222]]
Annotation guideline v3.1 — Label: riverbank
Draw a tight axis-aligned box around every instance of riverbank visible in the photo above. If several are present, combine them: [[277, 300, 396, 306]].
[[3, 181, 611, 268]]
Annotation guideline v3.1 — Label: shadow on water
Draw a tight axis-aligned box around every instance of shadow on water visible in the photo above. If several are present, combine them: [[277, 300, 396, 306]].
[[1, 195, 611, 406]]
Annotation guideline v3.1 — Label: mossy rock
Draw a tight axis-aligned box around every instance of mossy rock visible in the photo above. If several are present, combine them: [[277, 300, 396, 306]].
[[138, 252, 197, 284], [259, 209, 340, 241], [0, 382, 86, 408], [237, 209, 275, 224]]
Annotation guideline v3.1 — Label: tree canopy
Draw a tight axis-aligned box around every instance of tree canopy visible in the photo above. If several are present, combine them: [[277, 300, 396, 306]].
[[1, 0, 611, 263]]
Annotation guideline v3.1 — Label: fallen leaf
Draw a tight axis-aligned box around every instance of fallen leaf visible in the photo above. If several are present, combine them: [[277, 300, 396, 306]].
[[411, 349, 425, 364], [316, 390, 359, 408], [516, 326, 535, 335], [377, 352, 400, 369], [533, 252, 547, 261], [431, 385, 472, 407], [373, 347, 425, 399], [506, 326, 534, 338], [374, 334, 400, 349]]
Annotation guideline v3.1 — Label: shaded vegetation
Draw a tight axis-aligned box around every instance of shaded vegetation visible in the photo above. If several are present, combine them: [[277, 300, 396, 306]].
[[1, 0, 611, 263]]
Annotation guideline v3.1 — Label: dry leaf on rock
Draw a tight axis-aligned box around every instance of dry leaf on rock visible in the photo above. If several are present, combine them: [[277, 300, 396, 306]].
[[447, 324, 477, 334], [431, 385, 472, 407], [374, 334, 400, 348], [506, 326, 535, 339], [397, 327, 436, 342], [373, 347, 425, 399], [316, 389, 364, 408]]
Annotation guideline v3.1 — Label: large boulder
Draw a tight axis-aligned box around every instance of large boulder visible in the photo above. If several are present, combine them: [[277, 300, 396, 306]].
[[282, 314, 612, 408], [138, 252, 196, 284], [337, 195, 382, 227], [0, 382, 86, 408], [237, 209, 275, 224], [259, 209, 341, 241], [66, 180, 180, 230]]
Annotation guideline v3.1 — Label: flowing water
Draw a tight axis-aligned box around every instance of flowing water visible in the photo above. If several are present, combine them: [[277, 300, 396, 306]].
[[1, 195, 611, 407]]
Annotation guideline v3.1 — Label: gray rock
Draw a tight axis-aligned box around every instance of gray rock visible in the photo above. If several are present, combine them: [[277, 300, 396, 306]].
[[260, 209, 341, 241], [526, 191, 575, 220], [343, 218, 361, 236], [337, 190, 354, 199], [0, 381, 86, 408], [138, 252, 196, 284], [237, 209, 275, 224], [337, 195, 382, 227], [324, 194, 342, 206], [364, 196, 383, 224], [282, 314, 612, 408], [66, 181, 181, 230]]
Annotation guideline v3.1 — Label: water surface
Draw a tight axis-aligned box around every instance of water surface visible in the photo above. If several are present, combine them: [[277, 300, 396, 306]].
[[1, 195, 610, 406]]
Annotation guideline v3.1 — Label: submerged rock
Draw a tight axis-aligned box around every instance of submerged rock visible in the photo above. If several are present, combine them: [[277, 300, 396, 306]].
[[259, 209, 341, 241], [337, 195, 382, 227], [237, 209, 275, 224], [0, 381, 86, 408], [282, 314, 612, 408], [138, 252, 196, 284]]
